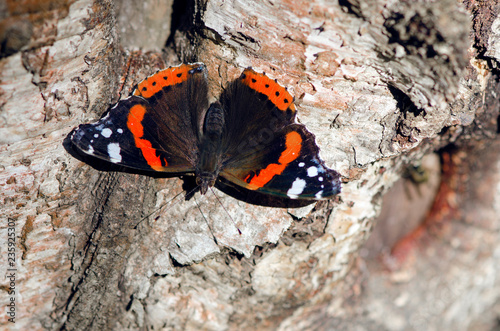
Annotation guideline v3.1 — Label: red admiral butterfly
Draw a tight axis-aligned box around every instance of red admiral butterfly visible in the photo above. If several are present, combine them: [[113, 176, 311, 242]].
[[71, 63, 341, 199]]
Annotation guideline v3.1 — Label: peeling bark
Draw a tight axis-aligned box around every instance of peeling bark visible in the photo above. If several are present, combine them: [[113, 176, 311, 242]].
[[1, 0, 499, 330]]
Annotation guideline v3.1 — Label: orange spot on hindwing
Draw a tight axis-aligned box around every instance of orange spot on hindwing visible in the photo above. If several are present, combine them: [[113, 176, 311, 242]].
[[133, 63, 204, 99], [240, 69, 296, 112], [127, 104, 164, 171], [246, 131, 302, 189]]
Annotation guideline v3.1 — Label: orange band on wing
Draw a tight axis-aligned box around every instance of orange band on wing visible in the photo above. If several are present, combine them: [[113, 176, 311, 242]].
[[240, 69, 296, 112], [127, 104, 165, 171], [246, 131, 302, 189], [133, 63, 203, 99]]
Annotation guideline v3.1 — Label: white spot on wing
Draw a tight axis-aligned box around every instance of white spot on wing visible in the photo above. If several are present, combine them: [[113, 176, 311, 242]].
[[298, 162, 305, 167], [307, 166, 318, 177], [107, 143, 122, 163], [287, 178, 306, 199], [117, 128, 123, 134], [87, 145, 94, 154], [94, 134, 99, 138], [315, 190, 323, 199], [318, 176, 323, 182], [101, 128, 113, 138]]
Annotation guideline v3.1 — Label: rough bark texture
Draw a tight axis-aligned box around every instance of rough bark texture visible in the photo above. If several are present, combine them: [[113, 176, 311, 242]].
[[1, 0, 499, 330]]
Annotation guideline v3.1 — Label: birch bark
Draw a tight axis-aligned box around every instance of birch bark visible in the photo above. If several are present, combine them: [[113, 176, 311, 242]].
[[1, 0, 499, 330]]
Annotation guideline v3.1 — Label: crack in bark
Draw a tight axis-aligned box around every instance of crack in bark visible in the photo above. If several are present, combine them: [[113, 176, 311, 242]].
[[59, 172, 122, 330]]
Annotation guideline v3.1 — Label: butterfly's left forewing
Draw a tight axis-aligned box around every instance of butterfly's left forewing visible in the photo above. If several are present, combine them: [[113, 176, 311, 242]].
[[221, 124, 341, 199], [219, 69, 341, 199]]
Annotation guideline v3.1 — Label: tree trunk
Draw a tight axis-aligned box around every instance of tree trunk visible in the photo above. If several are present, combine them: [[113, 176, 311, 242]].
[[1, 0, 499, 330]]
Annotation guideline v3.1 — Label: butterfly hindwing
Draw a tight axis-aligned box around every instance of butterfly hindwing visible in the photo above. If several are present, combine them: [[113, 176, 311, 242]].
[[133, 63, 209, 146], [218, 69, 296, 157]]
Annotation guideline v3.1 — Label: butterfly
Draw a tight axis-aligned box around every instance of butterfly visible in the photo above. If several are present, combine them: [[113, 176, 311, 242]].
[[70, 63, 341, 200]]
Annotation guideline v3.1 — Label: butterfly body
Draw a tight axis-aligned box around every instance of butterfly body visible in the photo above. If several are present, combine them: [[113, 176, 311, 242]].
[[71, 63, 341, 200], [196, 102, 225, 194]]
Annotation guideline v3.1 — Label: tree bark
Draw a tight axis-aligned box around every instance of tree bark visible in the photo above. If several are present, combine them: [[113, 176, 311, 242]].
[[1, 0, 499, 330]]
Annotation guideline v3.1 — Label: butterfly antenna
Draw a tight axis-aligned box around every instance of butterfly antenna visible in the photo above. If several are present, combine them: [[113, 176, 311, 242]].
[[133, 185, 198, 229], [210, 187, 242, 235], [193, 195, 219, 245]]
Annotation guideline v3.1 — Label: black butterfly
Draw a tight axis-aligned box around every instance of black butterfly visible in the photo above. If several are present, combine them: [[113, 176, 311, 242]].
[[70, 63, 341, 199]]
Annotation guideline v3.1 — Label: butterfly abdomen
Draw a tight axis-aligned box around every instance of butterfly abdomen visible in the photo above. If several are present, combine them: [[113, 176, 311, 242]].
[[204, 103, 225, 138], [196, 103, 226, 194]]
